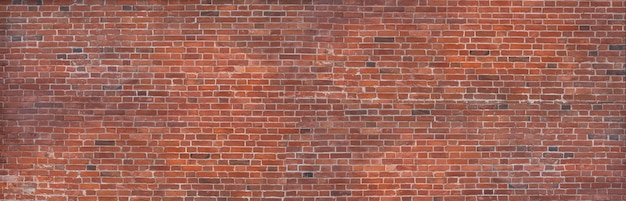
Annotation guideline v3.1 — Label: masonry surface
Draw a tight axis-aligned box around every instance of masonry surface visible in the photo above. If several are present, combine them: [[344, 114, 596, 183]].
[[1, 0, 625, 201]]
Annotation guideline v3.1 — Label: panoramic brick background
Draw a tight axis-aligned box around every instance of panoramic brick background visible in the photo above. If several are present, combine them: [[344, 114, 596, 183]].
[[1, 0, 626, 201]]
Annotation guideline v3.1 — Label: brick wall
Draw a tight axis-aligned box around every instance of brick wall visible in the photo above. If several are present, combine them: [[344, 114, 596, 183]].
[[1, 0, 625, 200]]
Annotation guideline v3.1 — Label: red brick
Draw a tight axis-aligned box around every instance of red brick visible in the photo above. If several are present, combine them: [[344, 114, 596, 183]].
[[1, 1, 625, 201]]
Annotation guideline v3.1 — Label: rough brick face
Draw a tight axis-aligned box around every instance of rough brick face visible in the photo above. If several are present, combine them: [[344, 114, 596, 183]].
[[1, 1, 625, 201]]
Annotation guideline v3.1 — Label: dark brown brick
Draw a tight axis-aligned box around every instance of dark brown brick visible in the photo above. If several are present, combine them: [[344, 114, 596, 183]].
[[469, 50, 490, 55], [94, 140, 115, 146], [380, 68, 400, 73], [508, 57, 530, 62], [374, 37, 395, 42], [331, 191, 352, 196], [606, 70, 626, 75], [478, 75, 500, 80], [263, 11, 285, 16], [100, 171, 120, 177], [228, 160, 250, 165], [477, 146, 495, 151], [608, 44, 626, 50], [190, 153, 211, 159], [345, 110, 367, 115], [508, 184, 529, 189], [105, 110, 125, 115], [201, 11, 220, 16], [199, 178, 221, 183]]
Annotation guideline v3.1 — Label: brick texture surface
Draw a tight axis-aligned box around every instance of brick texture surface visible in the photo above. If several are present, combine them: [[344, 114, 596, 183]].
[[1, 1, 626, 201]]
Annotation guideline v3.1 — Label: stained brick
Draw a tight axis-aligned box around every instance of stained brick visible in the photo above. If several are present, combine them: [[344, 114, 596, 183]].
[[375, 37, 395, 43], [606, 70, 626, 75], [263, 11, 285, 16], [279, 54, 300, 59], [105, 110, 125, 115], [469, 50, 490, 56], [228, 160, 250, 165], [199, 178, 221, 183], [508, 57, 530, 62], [190, 153, 211, 159], [477, 146, 495, 151], [345, 110, 367, 115], [330, 191, 352, 196], [380, 68, 399, 73], [608, 44, 626, 50], [100, 171, 120, 177], [508, 184, 529, 189], [411, 110, 430, 115], [201, 11, 220, 16], [94, 140, 115, 146], [478, 75, 500, 80], [35, 102, 63, 108], [496, 104, 508, 109]]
